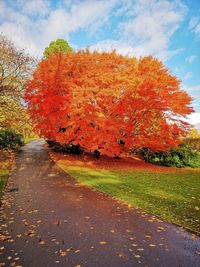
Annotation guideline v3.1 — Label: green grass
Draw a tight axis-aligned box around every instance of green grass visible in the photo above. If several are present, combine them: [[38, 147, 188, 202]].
[[58, 163, 200, 232], [0, 169, 9, 199]]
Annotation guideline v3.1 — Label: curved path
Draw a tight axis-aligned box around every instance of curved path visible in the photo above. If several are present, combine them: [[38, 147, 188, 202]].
[[0, 140, 199, 267]]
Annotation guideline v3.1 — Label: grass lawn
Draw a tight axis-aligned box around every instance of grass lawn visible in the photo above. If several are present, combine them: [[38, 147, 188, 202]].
[[51, 152, 200, 233], [0, 150, 15, 199], [0, 169, 9, 198]]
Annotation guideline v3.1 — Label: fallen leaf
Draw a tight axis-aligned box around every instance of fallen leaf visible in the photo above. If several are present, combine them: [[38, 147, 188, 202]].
[[132, 244, 138, 247], [27, 230, 35, 237], [134, 255, 141, 258], [16, 234, 22, 238], [39, 239, 45, 245], [149, 244, 156, 247], [99, 241, 107, 245], [58, 249, 68, 257]]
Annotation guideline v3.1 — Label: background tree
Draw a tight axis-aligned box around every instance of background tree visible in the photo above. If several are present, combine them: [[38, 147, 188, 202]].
[[0, 34, 34, 99], [25, 51, 193, 157], [0, 34, 36, 139], [43, 38, 73, 58], [188, 128, 200, 138]]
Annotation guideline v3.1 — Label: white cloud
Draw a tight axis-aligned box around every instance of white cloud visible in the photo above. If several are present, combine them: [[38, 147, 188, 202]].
[[0, 0, 118, 57], [183, 84, 200, 117], [186, 85, 200, 92], [189, 17, 199, 29], [0, 0, 188, 60], [185, 55, 197, 64], [119, 0, 187, 59], [89, 39, 137, 56], [19, 0, 51, 16], [183, 72, 192, 81], [189, 16, 200, 38], [91, 0, 187, 60], [187, 113, 200, 130], [183, 84, 200, 129], [184, 85, 200, 101]]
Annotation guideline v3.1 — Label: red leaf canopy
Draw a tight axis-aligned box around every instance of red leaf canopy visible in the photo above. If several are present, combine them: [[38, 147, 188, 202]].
[[25, 51, 193, 157]]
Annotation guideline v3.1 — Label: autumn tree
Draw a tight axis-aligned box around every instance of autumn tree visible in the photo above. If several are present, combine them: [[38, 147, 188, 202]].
[[25, 51, 193, 157], [0, 34, 35, 138], [43, 38, 72, 58], [188, 128, 200, 138], [0, 34, 34, 99]]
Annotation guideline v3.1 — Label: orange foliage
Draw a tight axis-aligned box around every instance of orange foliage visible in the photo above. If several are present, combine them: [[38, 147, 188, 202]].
[[25, 51, 193, 157]]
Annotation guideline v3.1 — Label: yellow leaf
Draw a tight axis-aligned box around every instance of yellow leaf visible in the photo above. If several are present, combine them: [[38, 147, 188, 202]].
[[134, 255, 141, 258], [99, 241, 107, 245], [149, 244, 156, 247], [194, 206, 199, 211], [132, 244, 138, 247], [137, 248, 144, 251]]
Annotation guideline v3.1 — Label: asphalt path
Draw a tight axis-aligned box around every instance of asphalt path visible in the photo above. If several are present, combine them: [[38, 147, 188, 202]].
[[0, 140, 199, 267]]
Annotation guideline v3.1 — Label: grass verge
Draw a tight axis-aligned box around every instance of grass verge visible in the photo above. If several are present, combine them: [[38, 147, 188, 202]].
[[0, 150, 15, 199], [50, 152, 200, 233]]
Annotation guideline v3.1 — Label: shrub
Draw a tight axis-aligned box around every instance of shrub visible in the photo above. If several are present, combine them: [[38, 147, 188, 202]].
[[0, 128, 24, 150], [142, 144, 200, 168], [46, 140, 83, 154]]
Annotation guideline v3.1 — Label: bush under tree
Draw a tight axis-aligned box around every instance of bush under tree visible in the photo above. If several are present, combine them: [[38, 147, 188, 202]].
[[142, 144, 200, 168], [0, 129, 24, 150]]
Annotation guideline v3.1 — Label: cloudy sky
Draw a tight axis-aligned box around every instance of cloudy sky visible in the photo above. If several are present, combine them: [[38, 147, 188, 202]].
[[0, 0, 200, 129]]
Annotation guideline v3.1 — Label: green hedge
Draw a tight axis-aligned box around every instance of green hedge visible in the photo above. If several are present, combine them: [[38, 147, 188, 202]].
[[0, 128, 24, 150], [142, 144, 200, 168]]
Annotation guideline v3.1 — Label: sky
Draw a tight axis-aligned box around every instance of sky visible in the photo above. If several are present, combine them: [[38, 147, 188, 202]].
[[0, 0, 200, 130]]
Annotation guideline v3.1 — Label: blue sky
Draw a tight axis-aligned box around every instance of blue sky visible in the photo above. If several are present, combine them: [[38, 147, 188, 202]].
[[0, 0, 200, 129]]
